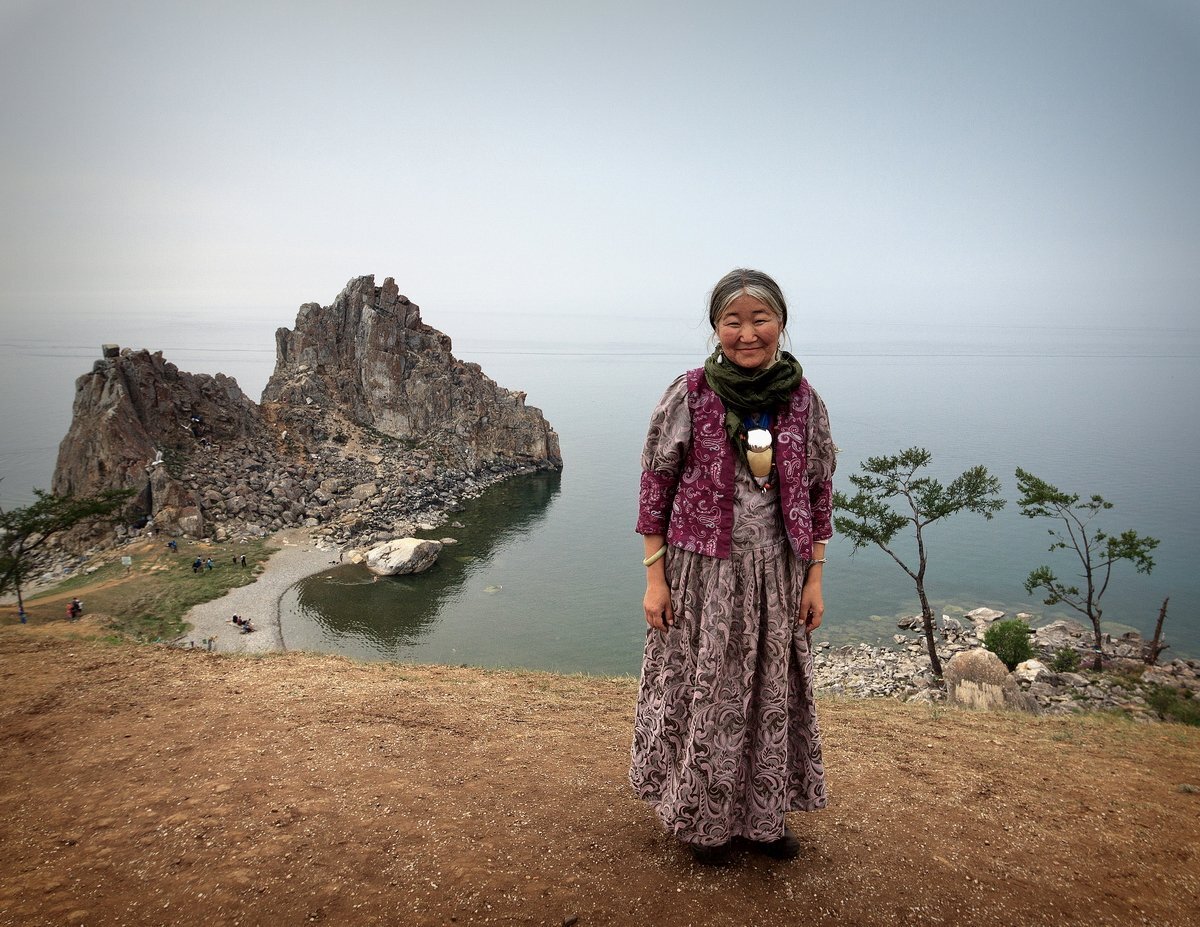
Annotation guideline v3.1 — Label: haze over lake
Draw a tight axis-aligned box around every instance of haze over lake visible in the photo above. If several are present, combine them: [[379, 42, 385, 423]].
[[2, 3, 1197, 668]]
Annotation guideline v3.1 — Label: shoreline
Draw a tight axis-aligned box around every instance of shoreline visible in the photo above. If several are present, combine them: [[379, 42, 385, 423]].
[[175, 532, 1200, 722], [178, 529, 342, 654]]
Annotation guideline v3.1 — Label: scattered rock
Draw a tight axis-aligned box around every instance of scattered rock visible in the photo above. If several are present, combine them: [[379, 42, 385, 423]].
[[815, 611, 1197, 722], [1013, 659, 1050, 684], [965, 607, 1005, 637]]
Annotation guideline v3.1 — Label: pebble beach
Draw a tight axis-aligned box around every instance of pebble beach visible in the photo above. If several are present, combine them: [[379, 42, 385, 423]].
[[180, 529, 342, 654]]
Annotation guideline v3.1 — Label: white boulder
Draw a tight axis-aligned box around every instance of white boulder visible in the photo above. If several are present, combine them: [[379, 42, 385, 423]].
[[365, 537, 442, 576]]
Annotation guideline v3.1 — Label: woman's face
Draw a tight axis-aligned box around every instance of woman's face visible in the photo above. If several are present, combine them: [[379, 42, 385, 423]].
[[716, 294, 782, 371]]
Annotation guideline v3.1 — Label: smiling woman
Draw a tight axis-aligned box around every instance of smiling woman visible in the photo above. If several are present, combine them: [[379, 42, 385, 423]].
[[630, 268, 837, 865], [715, 294, 782, 371]]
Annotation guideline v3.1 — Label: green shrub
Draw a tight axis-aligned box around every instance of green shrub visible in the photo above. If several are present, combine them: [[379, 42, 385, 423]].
[[1144, 684, 1200, 727], [1051, 647, 1082, 673], [984, 618, 1034, 670]]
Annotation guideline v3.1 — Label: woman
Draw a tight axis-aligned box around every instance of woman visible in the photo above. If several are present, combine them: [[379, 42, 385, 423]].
[[630, 268, 836, 864]]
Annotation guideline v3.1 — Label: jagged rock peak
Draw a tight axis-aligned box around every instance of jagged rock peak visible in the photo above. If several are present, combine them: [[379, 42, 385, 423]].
[[263, 275, 562, 472], [50, 278, 562, 544], [52, 346, 269, 538]]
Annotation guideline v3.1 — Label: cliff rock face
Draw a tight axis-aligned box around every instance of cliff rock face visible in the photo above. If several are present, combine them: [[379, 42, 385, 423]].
[[52, 346, 271, 537], [51, 277, 562, 542], [262, 275, 561, 471]]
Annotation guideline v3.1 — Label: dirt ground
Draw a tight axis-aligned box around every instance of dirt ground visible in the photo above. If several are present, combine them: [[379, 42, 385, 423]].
[[1, 622, 1197, 927]]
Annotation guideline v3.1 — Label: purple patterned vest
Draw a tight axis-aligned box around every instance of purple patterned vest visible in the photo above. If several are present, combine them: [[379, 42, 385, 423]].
[[637, 368, 832, 560]]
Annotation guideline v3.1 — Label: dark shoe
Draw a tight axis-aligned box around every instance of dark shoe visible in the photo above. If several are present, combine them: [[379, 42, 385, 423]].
[[749, 827, 801, 860], [688, 842, 732, 866]]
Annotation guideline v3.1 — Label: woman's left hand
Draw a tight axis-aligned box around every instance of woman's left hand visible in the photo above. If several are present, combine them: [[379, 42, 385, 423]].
[[799, 580, 824, 632]]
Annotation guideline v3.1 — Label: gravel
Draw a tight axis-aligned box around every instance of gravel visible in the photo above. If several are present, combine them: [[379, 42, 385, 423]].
[[179, 529, 342, 654]]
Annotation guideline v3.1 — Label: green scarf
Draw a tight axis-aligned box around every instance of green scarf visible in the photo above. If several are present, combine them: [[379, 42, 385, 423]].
[[703, 348, 804, 466]]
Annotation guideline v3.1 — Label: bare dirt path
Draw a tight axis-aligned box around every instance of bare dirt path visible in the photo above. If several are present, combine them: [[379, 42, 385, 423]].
[[0, 626, 1197, 927]]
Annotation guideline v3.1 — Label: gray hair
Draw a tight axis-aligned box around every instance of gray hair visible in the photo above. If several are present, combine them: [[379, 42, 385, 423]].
[[707, 268, 788, 330]]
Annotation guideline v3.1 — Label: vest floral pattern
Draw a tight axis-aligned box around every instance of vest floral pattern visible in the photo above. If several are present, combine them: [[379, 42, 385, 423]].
[[637, 368, 835, 558]]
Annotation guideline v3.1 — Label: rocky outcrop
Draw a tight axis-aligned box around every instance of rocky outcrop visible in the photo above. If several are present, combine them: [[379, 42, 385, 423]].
[[51, 276, 562, 542], [262, 275, 561, 472], [52, 347, 273, 538]]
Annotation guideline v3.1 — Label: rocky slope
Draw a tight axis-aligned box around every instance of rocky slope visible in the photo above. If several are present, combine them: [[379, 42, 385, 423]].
[[813, 608, 1200, 719], [51, 276, 561, 545]]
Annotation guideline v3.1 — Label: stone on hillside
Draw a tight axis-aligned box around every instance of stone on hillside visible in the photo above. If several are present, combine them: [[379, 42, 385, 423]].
[[1013, 659, 1050, 684], [177, 506, 204, 538], [965, 607, 1005, 636], [365, 537, 442, 576], [1034, 619, 1089, 649], [944, 648, 1037, 713]]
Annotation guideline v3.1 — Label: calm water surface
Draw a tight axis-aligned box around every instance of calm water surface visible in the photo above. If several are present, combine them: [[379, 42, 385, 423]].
[[4, 317, 1197, 672]]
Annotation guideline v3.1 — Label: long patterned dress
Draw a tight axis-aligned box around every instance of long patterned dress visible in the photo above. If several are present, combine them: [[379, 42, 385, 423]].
[[629, 375, 831, 847]]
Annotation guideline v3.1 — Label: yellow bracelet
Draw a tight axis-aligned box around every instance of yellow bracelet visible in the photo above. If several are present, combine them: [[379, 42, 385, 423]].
[[642, 546, 667, 567]]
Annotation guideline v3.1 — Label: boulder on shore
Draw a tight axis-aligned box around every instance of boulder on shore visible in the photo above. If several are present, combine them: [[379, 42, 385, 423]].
[[365, 538, 442, 576]]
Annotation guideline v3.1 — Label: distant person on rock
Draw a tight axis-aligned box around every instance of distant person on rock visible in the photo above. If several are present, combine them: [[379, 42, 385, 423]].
[[631, 268, 837, 865]]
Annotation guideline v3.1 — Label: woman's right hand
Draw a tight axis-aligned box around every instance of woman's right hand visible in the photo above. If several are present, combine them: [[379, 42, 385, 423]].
[[644, 579, 674, 633]]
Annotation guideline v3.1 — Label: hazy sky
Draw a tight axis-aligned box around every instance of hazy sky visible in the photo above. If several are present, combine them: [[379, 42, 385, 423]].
[[1, 0, 1198, 333]]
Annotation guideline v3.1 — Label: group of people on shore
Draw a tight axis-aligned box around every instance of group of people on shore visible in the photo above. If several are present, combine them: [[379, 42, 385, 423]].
[[183, 550, 247, 573], [230, 614, 255, 634]]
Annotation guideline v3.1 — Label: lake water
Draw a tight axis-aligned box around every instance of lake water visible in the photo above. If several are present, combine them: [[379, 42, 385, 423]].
[[4, 314, 1198, 671]]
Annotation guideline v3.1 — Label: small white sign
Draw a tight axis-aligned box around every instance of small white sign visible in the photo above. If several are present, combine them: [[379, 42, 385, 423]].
[[121, 556, 132, 566]]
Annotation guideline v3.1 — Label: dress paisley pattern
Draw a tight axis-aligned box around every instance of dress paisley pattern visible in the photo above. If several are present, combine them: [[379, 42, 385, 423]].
[[630, 375, 833, 847]]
